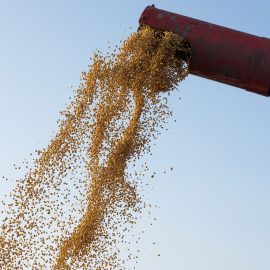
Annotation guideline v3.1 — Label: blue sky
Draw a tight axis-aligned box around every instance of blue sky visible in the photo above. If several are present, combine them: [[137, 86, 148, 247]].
[[0, 1, 270, 269]]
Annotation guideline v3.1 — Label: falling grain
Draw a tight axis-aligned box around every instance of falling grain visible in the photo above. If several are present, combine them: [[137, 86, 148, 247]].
[[0, 27, 189, 270]]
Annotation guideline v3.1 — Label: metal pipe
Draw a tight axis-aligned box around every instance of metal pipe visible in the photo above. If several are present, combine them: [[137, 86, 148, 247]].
[[139, 5, 270, 96]]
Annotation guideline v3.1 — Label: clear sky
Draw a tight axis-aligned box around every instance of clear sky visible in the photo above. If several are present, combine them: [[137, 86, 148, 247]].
[[0, 1, 270, 270]]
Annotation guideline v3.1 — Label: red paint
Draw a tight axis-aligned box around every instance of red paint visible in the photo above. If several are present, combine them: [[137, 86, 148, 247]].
[[139, 6, 270, 96]]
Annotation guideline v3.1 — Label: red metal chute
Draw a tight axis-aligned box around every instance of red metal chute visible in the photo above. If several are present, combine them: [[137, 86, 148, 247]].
[[139, 6, 270, 96]]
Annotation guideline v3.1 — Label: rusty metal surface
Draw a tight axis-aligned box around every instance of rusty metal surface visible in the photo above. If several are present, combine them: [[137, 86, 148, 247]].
[[139, 6, 270, 96]]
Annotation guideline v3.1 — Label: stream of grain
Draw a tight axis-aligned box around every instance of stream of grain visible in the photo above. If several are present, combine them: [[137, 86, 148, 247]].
[[0, 27, 189, 270]]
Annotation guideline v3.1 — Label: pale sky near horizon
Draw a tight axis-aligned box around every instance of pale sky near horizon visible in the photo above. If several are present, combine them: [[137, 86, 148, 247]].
[[0, 1, 270, 269]]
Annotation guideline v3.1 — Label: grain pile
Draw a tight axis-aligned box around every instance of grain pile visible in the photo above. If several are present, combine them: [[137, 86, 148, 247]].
[[0, 27, 190, 269]]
